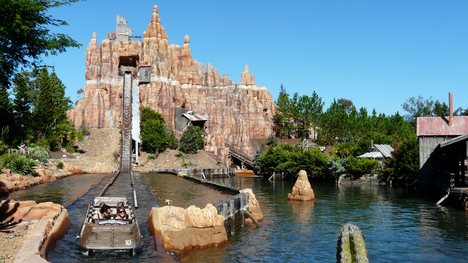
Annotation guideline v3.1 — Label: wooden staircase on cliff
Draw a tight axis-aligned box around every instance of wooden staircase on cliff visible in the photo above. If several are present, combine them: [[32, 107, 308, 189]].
[[226, 144, 254, 169]]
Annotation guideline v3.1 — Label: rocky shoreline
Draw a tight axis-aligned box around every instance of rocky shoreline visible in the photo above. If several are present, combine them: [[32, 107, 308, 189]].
[[0, 200, 70, 263]]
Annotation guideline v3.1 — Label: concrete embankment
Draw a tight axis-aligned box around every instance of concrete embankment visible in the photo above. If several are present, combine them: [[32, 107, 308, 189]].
[[0, 200, 70, 263]]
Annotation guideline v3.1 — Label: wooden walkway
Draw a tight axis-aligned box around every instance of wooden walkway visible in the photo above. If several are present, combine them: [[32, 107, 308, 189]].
[[449, 187, 468, 210]]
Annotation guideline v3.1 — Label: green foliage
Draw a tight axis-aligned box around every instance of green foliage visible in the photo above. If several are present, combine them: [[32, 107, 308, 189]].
[[0, 140, 8, 155], [147, 153, 156, 160], [0, 0, 81, 89], [0, 153, 36, 175], [140, 108, 168, 154], [179, 125, 204, 154], [35, 139, 50, 151], [255, 144, 331, 179], [273, 86, 324, 139], [343, 156, 379, 178], [56, 161, 64, 169], [175, 152, 184, 158], [27, 144, 49, 164], [385, 137, 420, 185], [167, 127, 179, 150]]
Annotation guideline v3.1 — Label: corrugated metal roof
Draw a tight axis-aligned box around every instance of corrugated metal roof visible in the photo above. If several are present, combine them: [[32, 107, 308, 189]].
[[439, 134, 468, 148], [182, 112, 208, 122], [374, 144, 394, 158], [358, 152, 383, 159], [417, 116, 468, 136], [358, 144, 394, 159]]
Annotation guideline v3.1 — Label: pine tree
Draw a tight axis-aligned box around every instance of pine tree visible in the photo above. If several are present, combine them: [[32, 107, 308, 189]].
[[12, 73, 34, 141]]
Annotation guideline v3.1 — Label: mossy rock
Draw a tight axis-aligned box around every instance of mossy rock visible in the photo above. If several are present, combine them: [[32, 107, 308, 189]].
[[336, 223, 368, 263]]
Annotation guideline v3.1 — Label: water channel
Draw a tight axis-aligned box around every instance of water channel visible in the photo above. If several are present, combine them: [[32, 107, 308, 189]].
[[6, 173, 468, 262]]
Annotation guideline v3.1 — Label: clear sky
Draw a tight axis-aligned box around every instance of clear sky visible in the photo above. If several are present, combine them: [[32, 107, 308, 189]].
[[43, 0, 468, 115]]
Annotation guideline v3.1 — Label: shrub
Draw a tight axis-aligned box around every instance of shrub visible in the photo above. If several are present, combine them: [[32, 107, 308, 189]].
[[167, 128, 179, 150], [0, 140, 8, 155], [65, 144, 75, 153], [147, 153, 155, 160], [179, 125, 204, 154], [56, 161, 64, 169], [344, 156, 379, 179], [175, 152, 184, 158], [28, 144, 49, 164], [1, 153, 35, 175], [141, 108, 168, 154]]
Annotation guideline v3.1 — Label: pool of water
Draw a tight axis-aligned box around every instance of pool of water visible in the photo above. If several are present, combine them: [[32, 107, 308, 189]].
[[183, 177, 468, 263], [6, 174, 468, 263]]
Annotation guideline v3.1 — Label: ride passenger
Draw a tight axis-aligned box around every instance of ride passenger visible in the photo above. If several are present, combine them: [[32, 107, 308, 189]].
[[99, 203, 112, 220], [115, 207, 128, 220]]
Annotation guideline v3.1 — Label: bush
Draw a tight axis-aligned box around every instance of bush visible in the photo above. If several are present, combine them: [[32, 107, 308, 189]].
[[167, 128, 179, 150], [140, 108, 168, 154], [56, 161, 64, 169], [28, 144, 49, 164], [147, 153, 155, 160], [344, 156, 379, 179], [141, 119, 168, 153], [0, 140, 8, 155], [179, 125, 204, 154], [1, 153, 36, 175]]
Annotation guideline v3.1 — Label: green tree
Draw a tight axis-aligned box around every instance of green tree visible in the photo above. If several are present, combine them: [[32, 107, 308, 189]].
[[140, 107, 168, 154], [385, 137, 420, 186], [0, 0, 80, 89], [12, 73, 35, 142], [0, 90, 14, 142], [32, 68, 71, 144], [273, 85, 291, 138], [141, 119, 167, 154], [179, 125, 204, 154]]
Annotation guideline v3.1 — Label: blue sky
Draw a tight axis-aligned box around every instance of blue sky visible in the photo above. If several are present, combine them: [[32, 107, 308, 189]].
[[44, 0, 468, 115]]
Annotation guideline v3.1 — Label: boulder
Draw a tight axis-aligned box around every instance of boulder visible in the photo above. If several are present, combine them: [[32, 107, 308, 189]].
[[0, 200, 70, 263], [240, 188, 264, 225], [148, 203, 227, 255], [288, 170, 315, 201]]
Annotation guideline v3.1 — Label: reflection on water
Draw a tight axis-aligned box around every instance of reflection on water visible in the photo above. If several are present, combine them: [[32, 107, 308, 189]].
[[7, 174, 107, 206], [5, 174, 468, 263], [184, 177, 468, 263], [145, 173, 232, 208]]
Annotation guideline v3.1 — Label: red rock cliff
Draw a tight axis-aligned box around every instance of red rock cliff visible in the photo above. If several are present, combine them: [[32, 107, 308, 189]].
[[68, 5, 275, 163]]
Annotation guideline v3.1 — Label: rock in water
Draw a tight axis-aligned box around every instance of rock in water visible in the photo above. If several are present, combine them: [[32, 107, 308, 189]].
[[336, 223, 368, 263], [287, 170, 315, 201]]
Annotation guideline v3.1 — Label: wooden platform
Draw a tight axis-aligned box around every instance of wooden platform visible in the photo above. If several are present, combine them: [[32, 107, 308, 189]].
[[449, 187, 468, 210]]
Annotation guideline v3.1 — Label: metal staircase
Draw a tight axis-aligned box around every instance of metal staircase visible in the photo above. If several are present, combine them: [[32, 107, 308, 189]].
[[226, 143, 254, 168]]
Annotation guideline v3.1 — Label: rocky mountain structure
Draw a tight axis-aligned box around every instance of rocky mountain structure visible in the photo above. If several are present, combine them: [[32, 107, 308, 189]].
[[68, 5, 275, 164]]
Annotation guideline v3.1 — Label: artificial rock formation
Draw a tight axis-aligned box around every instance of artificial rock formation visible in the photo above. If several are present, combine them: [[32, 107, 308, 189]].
[[68, 5, 275, 164], [287, 170, 315, 201], [147, 203, 227, 255], [0, 200, 71, 263], [240, 188, 264, 225]]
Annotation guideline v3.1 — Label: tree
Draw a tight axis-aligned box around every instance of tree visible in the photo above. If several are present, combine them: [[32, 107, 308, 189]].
[[0, 90, 14, 142], [32, 68, 71, 142], [140, 107, 168, 154], [402, 96, 442, 126], [0, 0, 80, 89], [141, 119, 167, 154], [385, 137, 420, 186], [179, 125, 204, 154], [12, 73, 35, 142]]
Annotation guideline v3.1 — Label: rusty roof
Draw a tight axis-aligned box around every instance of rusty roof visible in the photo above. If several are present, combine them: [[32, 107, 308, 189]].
[[417, 116, 468, 136], [182, 112, 208, 122]]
